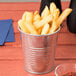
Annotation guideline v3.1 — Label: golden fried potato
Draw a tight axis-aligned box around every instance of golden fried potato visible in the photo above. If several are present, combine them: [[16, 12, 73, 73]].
[[18, 19, 29, 33], [49, 20, 57, 33], [57, 8, 72, 27], [41, 6, 50, 18], [33, 11, 41, 21], [25, 22, 38, 35], [18, 2, 72, 35], [37, 28, 42, 34], [53, 8, 60, 20], [50, 2, 57, 14], [22, 12, 26, 21], [25, 12, 33, 23], [34, 15, 53, 29], [41, 23, 50, 35], [34, 11, 39, 15], [33, 20, 40, 29]]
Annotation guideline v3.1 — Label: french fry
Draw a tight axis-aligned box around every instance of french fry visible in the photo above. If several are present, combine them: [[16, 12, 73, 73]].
[[41, 6, 50, 18], [53, 8, 60, 20], [25, 12, 33, 23], [18, 19, 29, 33], [34, 11, 39, 15], [41, 23, 50, 35], [18, 2, 72, 35], [49, 20, 57, 34], [34, 20, 40, 28], [57, 8, 72, 27], [33, 11, 41, 21], [22, 12, 26, 21], [34, 15, 53, 29], [25, 22, 38, 35], [37, 28, 42, 34], [50, 2, 57, 14]]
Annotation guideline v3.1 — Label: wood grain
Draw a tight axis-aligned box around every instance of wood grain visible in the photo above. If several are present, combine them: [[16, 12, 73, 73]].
[[58, 33, 76, 44], [0, 61, 55, 76], [0, 3, 40, 11], [61, 1, 70, 10], [0, 2, 75, 76], [0, 2, 75, 60], [55, 59, 76, 66], [4, 32, 76, 47], [0, 0, 70, 2], [0, 60, 75, 76], [0, 2, 70, 11], [0, 45, 76, 60], [56, 45, 76, 59], [0, 11, 34, 21], [0, 47, 23, 60], [0, 2, 70, 22]]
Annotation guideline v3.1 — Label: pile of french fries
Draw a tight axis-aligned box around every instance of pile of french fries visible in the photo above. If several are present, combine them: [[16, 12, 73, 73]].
[[18, 2, 72, 35]]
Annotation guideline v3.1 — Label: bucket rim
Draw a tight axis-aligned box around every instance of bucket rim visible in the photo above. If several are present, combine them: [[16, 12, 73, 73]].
[[18, 25, 61, 37]]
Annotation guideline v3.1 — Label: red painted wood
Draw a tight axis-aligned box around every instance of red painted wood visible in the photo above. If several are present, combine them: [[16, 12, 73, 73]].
[[0, 2, 70, 22], [0, 61, 55, 76], [0, 2, 70, 11], [0, 11, 34, 21], [58, 33, 76, 45], [0, 45, 76, 60], [56, 45, 76, 59], [61, 1, 70, 10], [0, 2, 75, 60], [0, 2, 70, 34], [0, 2, 75, 76], [0, 2, 40, 11], [4, 32, 76, 48], [0, 47, 23, 60], [55, 60, 76, 66], [13, 22, 19, 33], [0, 60, 75, 76], [60, 21, 69, 33]]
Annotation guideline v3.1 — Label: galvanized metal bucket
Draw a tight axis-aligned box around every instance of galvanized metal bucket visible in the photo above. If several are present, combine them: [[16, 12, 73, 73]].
[[18, 26, 60, 74]]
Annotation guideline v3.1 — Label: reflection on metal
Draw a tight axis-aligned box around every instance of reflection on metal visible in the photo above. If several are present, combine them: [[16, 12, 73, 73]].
[[18, 26, 60, 74]]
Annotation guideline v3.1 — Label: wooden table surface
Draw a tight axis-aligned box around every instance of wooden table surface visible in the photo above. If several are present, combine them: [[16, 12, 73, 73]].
[[0, 2, 76, 76]]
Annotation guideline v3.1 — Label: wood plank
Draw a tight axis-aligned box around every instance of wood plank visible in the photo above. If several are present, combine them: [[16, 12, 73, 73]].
[[58, 33, 76, 45], [0, 10, 34, 22], [55, 59, 76, 66], [13, 22, 19, 33], [0, 61, 54, 76], [0, 45, 76, 59], [0, 32, 75, 59], [0, 2, 40, 11], [56, 45, 76, 59], [60, 21, 69, 33], [0, 0, 41, 2], [0, 0, 69, 2], [0, 11, 68, 22], [0, 60, 75, 76], [0, 2, 70, 33], [4, 32, 76, 47], [61, 1, 70, 10], [0, 47, 23, 59], [0, 2, 70, 11], [0, 2, 70, 22]]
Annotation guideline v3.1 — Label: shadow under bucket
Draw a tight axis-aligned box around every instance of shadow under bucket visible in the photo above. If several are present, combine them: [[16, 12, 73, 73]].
[[18, 26, 60, 74]]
